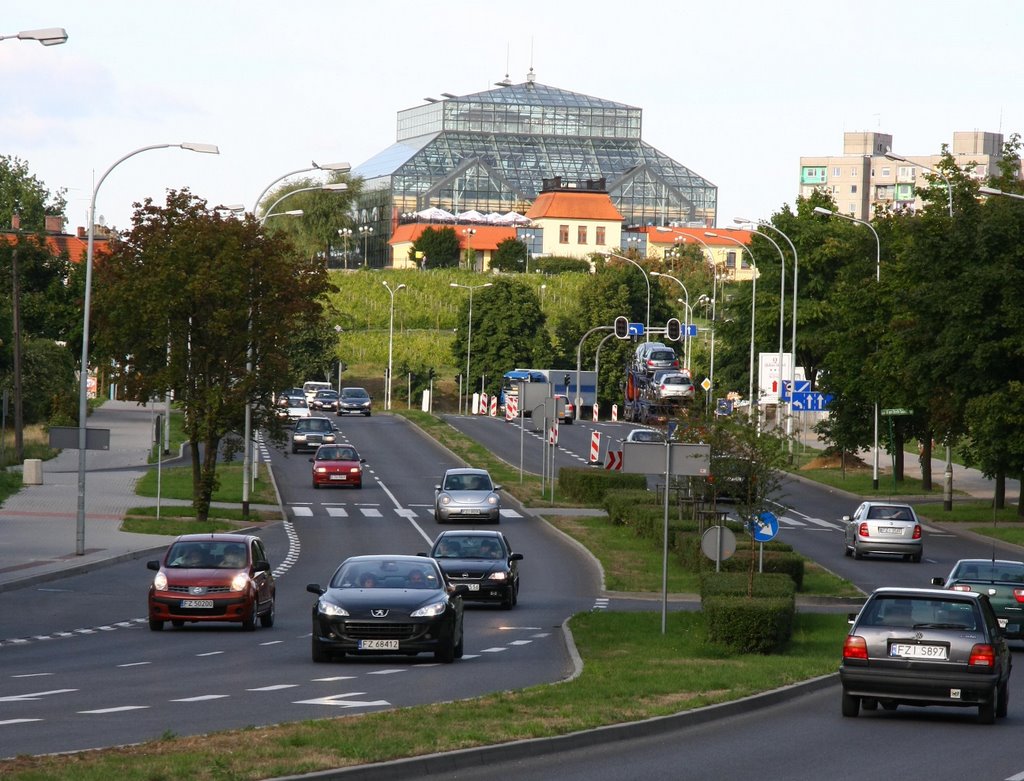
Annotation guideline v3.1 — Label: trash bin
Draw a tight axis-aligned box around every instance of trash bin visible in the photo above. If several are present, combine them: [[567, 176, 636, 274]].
[[23, 459, 43, 485]]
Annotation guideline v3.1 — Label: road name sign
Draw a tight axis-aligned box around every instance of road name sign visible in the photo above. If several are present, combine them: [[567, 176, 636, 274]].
[[881, 408, 913, 416]]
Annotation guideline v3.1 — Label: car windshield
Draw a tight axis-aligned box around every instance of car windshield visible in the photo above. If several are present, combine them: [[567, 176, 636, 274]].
[[955, 562, 1024, 582], [331, 560, 439, 589], [343, 389, 369, 399], [866, 505, 913, 521], [445, 473, 491, 491], [302, 419, 332, 432], [434, 536, 504, 559], [168, 541, 247, 569], [860, 596, 978, 630]]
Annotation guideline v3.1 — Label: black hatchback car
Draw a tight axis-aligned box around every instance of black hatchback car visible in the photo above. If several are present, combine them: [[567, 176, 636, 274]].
[[428, 529, 523, 609], [306, 554, 465, 663], [840, 587, 1012, 724]]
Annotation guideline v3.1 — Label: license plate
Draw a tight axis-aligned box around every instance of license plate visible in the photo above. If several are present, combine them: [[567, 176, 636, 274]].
[[358, 639, 399, 650], [330, 475, 346, 481], [878, 526, 903, 535], [467, 584, 480, 591], [890, 643, 947, 659], [180, 599, 214, 609], [998, 618, 1008, 628]]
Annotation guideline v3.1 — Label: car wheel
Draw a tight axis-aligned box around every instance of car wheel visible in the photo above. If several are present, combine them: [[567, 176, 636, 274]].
[[843, 541, 852, 557], [841, 691, 860, 718], [435, 633, 456, 663], [365, 411, 371, 417], [501, 589, 514, 610], [260, 600, 275, 628], [313, 481, 320, 489], [312, 634, 331, 663], [513, 582, 519, 606], [978, 697, 996, 725], [454, 628, 464, 659], [853, 545, 864, 560], [149, 619, 164, 632], [911, 553, 922, 563], [997, 681, 1009, 718], [241, 608, 257, 632]]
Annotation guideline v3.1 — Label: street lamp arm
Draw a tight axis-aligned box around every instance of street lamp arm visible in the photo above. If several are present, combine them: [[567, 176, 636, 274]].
[[252, 164, 349, 217], [1, 27, 68, 45], [603, 250, 651, 340]]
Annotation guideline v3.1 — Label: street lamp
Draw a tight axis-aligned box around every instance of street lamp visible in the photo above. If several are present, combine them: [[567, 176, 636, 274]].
[[0, 27, 68, 45], [813, 206, 881, 488], [674, 235, 720, 408], [450, 282, 492, 415], [77, 142, 219, 555], [649, 271, 691, 371], [462, 228, 477, 271], [603, 250, 650, 342], [382, 281, 406, 410], [706, 232, 758, 421], [338, 227, 353, 269], [885, 151, 955, 508], [359, 225, 373, 267], [979, 186, 1024, 202], [540, 283, 547, 307], [520, 232, 535, 273]]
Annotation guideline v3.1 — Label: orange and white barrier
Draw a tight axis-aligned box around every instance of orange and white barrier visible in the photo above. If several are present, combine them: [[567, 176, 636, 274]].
[[589, 431, 601, 463], [592, 404, 598, 423], [549, 421, 558, 446], [611, 403, 618, 422], [489, 396, 497, 416], [479, 393, 488, 414], [505, 396, 518, 421]]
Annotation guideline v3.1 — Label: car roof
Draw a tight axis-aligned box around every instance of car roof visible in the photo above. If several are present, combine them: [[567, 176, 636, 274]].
[[954, 558, 1024, 566], [173, 532, 255, 544], [869, 586, 983, 601], [443, 467, 489, 475], [862, 500, 913, 507], [434, 529, 503, 542], [341, 386, 368, 392], [340, 554, 431, 565]]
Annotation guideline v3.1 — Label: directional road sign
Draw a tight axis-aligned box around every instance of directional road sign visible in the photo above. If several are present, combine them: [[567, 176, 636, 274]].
[[684, 324, 698, 337], [779, 380, 810, 402], [750, 511, 779, 543], [627, 322, 645, 336], [789, 391, 833, 412]]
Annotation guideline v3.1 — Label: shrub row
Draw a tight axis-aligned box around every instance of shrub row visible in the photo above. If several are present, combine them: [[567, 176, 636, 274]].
[[703, 595, 795, 654], [557, 467, 646, 505]]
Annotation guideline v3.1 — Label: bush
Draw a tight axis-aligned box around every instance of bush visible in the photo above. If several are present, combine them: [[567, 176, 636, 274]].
[[558, 468, 646, 504], [532, 256, 592, 275], [699, 571, 796, 601], [715, 549, 806, 591], [703, 595, 795, 654]]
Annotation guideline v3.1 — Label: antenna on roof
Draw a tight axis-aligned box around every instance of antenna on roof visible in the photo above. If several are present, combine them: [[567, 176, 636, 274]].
[[526, 37, 536, 84], [495, 42, 512, 86]]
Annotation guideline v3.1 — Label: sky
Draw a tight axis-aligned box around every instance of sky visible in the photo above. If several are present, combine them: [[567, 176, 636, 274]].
[[3, 0, 1022, 234]]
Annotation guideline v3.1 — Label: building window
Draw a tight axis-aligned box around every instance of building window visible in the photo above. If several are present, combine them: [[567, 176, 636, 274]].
[[851, 167, 858, 177], [850, 184, 857, 193], [577, 225, 587, 244], [833, 167, 841, 177], [881, 167, 891, 177], [726, 251, 736, 269], [801, 166, 827, 184], [596, 226, 606, 245], [559, 224, 569, 244]]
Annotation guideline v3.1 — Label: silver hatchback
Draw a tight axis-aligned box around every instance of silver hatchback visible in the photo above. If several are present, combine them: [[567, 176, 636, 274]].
[[843, 501, 923, 562], [434, 468, 502, 524]]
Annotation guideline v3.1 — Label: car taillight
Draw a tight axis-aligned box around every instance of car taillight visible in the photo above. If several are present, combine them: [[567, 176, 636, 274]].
[[912, 524, 922, 540], [1014, 588, 1024, 603], [969, 643, 996, 667], [952, 584, 973, 592], [858, 522, 869, 537], [843, 636, 868, 660]]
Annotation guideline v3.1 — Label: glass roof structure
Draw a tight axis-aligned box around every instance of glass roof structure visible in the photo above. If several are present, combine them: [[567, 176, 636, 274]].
[[350, 77, 717, 267]]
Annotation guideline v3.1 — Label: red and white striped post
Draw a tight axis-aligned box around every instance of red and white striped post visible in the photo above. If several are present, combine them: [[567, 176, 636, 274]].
[[489, 396, 497, 416], [611, 403, 618, 422], [589, 430, 601, 463]]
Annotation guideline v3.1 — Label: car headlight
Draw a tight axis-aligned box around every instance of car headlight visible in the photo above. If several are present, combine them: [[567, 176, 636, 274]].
[[486, 494, 498, 505], [349, 466, 361, 475], [487, 571, 508, 582], [439, 494, 451, 506], [411, 600, 446, 617], [318, 599, 348, 617], [231, 573, 250, 592], [315, 467, 328, 473], [153, 572, 167, 590], [325, 434, 337, 443]]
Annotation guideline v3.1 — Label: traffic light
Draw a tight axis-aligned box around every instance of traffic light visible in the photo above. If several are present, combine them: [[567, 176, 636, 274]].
[[614, 315, 629, 339], [563, 373, 571, 389], [666, 317, 681, 342]]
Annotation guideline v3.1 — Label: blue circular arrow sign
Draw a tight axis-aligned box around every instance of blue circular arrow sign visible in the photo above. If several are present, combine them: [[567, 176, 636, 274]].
[[751, 511, 779, 542]]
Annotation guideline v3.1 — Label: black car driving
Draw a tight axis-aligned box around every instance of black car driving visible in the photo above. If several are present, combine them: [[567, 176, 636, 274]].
[[428, 529, 523, 609], [306, 554, 465, 663]]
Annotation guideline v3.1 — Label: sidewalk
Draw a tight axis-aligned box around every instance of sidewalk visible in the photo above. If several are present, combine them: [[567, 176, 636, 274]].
[[0, 400, 275, 593]]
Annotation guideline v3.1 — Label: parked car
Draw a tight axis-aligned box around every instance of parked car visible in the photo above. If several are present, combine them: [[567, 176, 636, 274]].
[[553, 394, 574, 424], [310, 444, 364, 489], [654, 372, 695, 402], [623, 428, 665, 444], [840, 586, 1012, 724], [306, 554, 465, 663], [932, 558, 1024, 640], [291, 416, 339, 453], [428, 529, 523, 609], [842, 501, 923, 562], [146, 533, 276, 631], [276, 395, 309, 422], [337, 386, 373, 416], [310, 389, 340, 412], [434, 467, 502, 523], [638, 346, 680, 377]]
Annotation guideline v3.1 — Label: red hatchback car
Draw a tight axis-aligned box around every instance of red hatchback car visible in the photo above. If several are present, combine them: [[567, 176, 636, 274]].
[[311, 444, 365, 489], [147, 533, 276, 631]]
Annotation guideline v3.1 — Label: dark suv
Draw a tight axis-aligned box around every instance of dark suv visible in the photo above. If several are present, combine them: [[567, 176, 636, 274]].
[[840, 586, 1012, 724]]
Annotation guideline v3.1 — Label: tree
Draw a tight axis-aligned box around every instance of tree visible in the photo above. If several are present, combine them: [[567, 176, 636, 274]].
[[256, 174, 359, 265], [450, 278, 550, 398], [412, 227, 460, 269], [0, 155, 66, 230], [490, 237, 528, 272], [92, 189, 332, 521]]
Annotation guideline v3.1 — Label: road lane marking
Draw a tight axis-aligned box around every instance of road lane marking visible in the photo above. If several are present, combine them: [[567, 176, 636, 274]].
[[79, 706, 149, 714]]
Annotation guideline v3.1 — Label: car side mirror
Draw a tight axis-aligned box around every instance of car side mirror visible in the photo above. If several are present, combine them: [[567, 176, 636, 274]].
[[360, 457, 366, 463], [416, 552, 429, 557], [510, 552, 524, 561], [930, 577, 944, 586], [842, 515, 851, 522], [254, 560, 270, 573], [450, 584, 470, 596], [309, 458, 315, 463], [434, 484, 441, 491], [494, 484, 503, 491], [306, 583, 325, 596], [147, 560, 160, 571]]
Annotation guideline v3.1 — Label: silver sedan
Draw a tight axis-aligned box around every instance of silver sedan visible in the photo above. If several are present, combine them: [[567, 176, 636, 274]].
[[843, 501, 923, 562]]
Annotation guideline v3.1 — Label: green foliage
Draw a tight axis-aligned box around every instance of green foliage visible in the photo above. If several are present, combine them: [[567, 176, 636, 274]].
[[257, 174, 361, 264], [0, 155, 66, 229], [703, 595, 795, 654], [699, 571, 796, 600], [412, 227, 460, 269], [556, 466, 646, 504], [490, 237, 528, 272], [532, 256, 592, 275]]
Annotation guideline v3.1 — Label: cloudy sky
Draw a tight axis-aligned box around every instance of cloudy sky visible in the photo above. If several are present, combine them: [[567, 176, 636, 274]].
[[3, 0, 1021, 233]]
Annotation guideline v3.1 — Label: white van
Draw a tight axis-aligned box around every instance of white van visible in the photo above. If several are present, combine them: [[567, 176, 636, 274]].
[[303, 381, 333, 402]]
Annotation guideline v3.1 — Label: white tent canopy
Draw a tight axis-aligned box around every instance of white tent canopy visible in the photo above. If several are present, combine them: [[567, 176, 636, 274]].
[[415, 207, 456, 222]]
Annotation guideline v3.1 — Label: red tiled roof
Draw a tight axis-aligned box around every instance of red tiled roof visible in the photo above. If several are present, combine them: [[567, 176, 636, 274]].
[[0, 231, 110, 263], [390, 223, 516, 250], [526, 191, 623, 221], [643, 226, 752, 248]]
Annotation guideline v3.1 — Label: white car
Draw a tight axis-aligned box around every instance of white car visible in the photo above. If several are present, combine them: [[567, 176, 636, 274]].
[[843, 501, 923, 562], [623, 428, 665, 444]]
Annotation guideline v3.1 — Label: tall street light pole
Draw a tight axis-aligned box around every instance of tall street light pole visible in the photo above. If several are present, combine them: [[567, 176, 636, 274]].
[[706, 232, 758, 421], [450, 282, 492, 415], [359, 225, 373, 267], [813, 206, 881, 488], [338, 227, 353, 269], [77, 142, 219, 555], [382, 281, 406, 410], [649, 271, 691, 371], [604, 250, 650, 341], [886, 151, 955, 509], [675, 235, 719, 411]]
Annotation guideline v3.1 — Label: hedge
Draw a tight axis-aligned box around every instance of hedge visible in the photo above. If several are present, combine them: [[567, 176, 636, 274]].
[[703, 595, 795, 654], [558, 467, 646, 505]]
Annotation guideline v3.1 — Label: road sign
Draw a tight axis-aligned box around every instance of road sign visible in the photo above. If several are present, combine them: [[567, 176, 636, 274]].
[[700, 377, 711, 392], [779, 379, 810, 401], [881, 408, 913, 416], [621, 442, 710, 476], [627, 322, 644, 336], [604, 450, 622, 470], [789, 391, 833, 412], [49, 426, 110, 450], [716, 398, 733, 416], [750, 511, 779, 543], [684, 324, 698, 337], [700, 525, 736, 564]]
